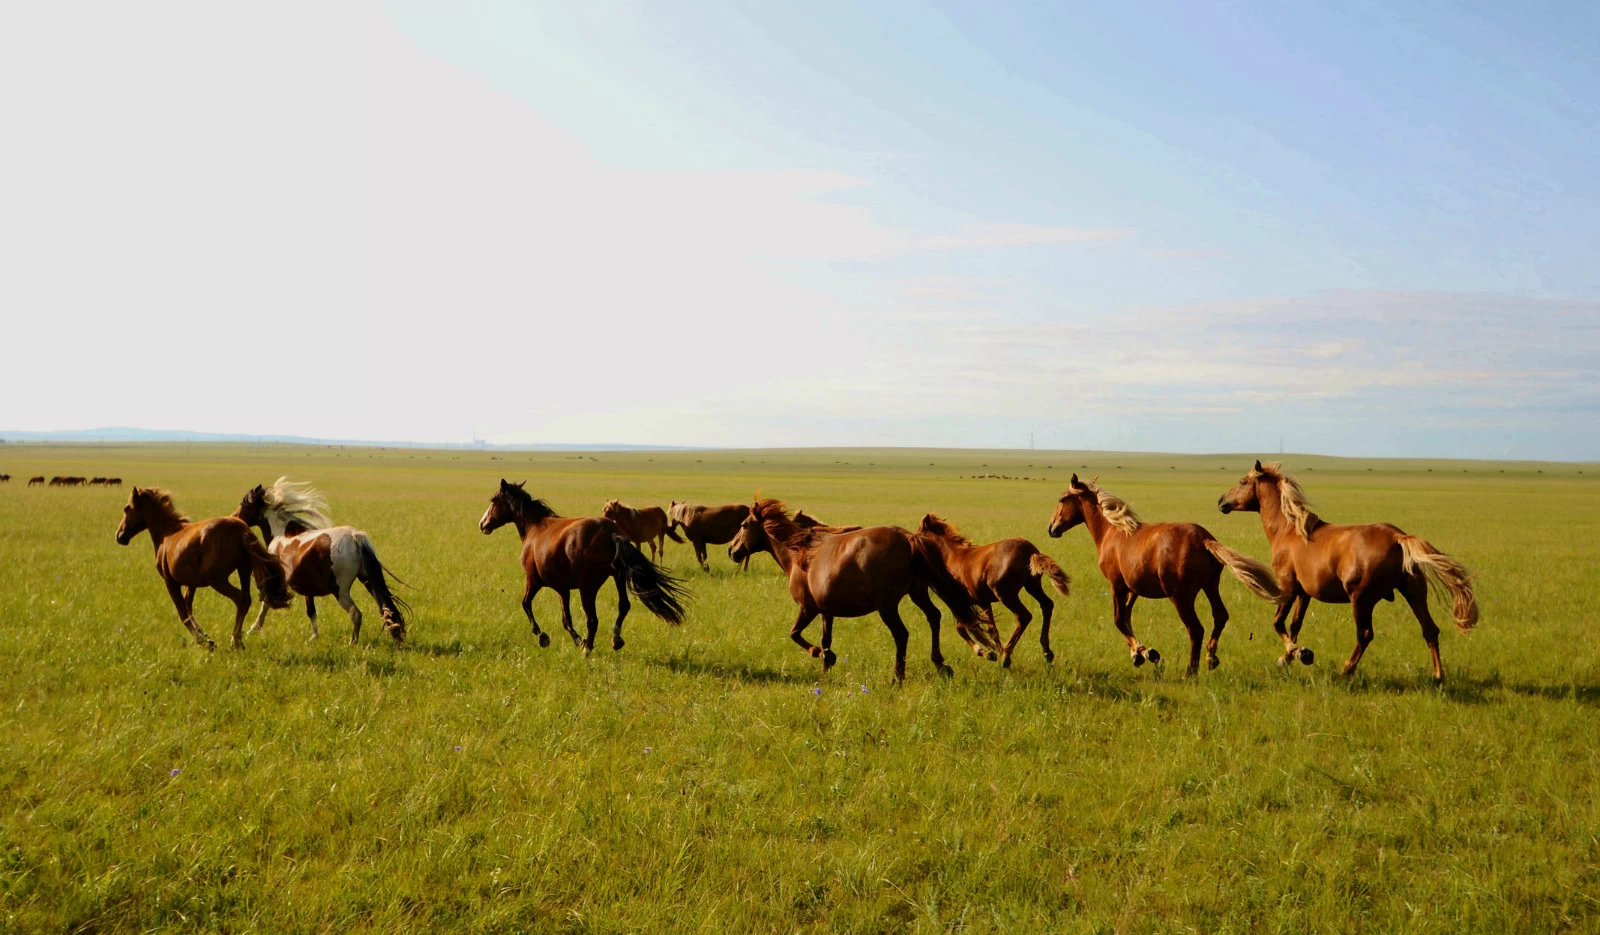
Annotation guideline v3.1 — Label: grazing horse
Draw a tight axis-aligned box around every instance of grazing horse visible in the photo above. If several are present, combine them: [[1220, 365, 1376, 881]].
[[728, 498, 994, 682], [481, 480, 687, 652], [48, 476, 64, 486], [1218, 461, 1478, 683], [28, 476, 44, 487], [114, 487, 291, 649], [601, 499, 683, 562], [1048, 474, 1280, 675], [105, 477, 122, 487], [917, 514, 1072, 668], [90, 477, 107, 486], [235, 478, 407, 643], [668, 501, 753, 571], [0, 474, 10, 483]]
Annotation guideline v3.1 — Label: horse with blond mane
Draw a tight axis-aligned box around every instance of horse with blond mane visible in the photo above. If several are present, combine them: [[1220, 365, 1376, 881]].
[[1049, 474, 1280, 675], [1218, 460, 1478, 683]]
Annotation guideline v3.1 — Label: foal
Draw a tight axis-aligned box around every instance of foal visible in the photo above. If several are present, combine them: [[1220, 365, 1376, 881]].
[[602, 499, 682, 562]]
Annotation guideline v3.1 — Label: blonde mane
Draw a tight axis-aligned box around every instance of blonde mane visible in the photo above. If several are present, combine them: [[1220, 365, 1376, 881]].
[[1071, 479, 1141, 534], [264, 476, 332, 532], [1252, 462, 1321, 540], [918, 513, 973, 546]]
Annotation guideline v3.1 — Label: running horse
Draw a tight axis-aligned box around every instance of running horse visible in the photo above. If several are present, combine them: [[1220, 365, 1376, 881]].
[[1048, 474, 1281, 675], [115, 487, 292, 649], [917, 513, 1072, 668], [481, 480, 688, 652], [1217, 461, 1478, 683], [668, 501, 752, 571], [728, 498, 996, 681], [234, 478, 408, 643], [601, 499, 683, 562]]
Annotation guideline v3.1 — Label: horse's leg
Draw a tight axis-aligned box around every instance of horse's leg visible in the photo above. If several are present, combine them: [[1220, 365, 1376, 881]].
[[1340, 591, 1379, 678], [1269, 586, 1302, 666], [997, 589, 1034, 670], [611, 570, 632, 652], [1110, 585, 1151, 666], [247, 600, 270, 636], [878, 604, 913, 682], [1400, 576, 1444, 684], [1202, 580, 1228, 670], [1024, 578, 1056, 664], [305, 596, 319, 641], [336, 583, 363, 644], [578, 587, 602, 655], [521, 579, 551, 648], [555, 589, 581, 648], [819, 615, 836, 670], [168, 581, 214, 650], [1171, 595, 1205, 677], [694, 539, 709, 572], [789, 606, 820, 659], [212, 578, 250, 650], [906, 584, 955, 676], [947, 604, 986, 658]]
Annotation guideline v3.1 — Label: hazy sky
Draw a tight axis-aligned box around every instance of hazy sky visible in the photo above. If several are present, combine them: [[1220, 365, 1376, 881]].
[[3, 2, 1597, 458]]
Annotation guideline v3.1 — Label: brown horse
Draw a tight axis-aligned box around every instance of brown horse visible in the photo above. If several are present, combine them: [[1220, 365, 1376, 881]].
[[28, 476, 44, 487], [917, 514, 1072, 668], [481, 480, 688, 652], [1048, 474, 1280, 675], [0, 474, 10, 483], [602, 499, 683, 562], [728, 498, 994, 681], [115, 487, 291, 649], [90, 477, 108, 486], [106, 478, 122, 487], [668, 501, 753, 571], [1218, 460, 1478, 683]]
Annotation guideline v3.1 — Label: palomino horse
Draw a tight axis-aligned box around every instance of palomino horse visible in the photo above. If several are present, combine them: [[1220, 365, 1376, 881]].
[[728, 498, 995, 681], [235, 478, 408, 643], [115, 487, 291, 649], [917, 514, 1072, 668], [481, 480, 687, 652], [1217, 461, 1478, 683], [28, 476, 45, 486], [668, 501, 751, 571], [602, 499, 682, 562], [1048, 474, 1280, 675]]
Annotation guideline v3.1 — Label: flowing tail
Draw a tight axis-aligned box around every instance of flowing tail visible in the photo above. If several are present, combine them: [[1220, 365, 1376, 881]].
[[244, 532, 292, 609], [356, 534, 411, 641], [1204, 540, 1280, 602], [613, 536, 688, 624], [663, 524, 684, 543], [909, 533, 998, 652], [1028, 553, 1072, 596], [1399, 536, 1479, 631]]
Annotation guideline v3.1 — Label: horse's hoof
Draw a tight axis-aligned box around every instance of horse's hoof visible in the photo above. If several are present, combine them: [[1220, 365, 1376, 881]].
[[1145, 648, 1161, 665], [204, 640, 216, 652], [823, 649, 837, 670], [1207, 655, 1221, 671], [1002, 655, 1013, 669], [937, 664, 954, 678], [809, 646, 822, 659], [1298, 648, 1316, 666], [582, 642, 593, 657], [538, 632, 550, 648], [1131, 653, 1145, 668], [612, 637, 625, 652], [1043, 650, 1055, 664], [986, 650, 997, 662]]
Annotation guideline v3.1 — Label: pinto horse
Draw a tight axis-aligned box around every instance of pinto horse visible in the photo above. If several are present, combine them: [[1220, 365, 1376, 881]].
[[1049, 474, 1280, 675], [115, 487, 291, 649], [1218, 461, 1478, 683], [917, 514, 1071, 668], [481, 480, 687, 652], [728, 498, 994, 682], [602, 499, 683, 562], [668, 501, 752, 571]]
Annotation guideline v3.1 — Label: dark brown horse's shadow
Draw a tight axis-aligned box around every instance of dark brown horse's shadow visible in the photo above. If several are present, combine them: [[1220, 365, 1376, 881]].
[[647, 655, 815, 686]]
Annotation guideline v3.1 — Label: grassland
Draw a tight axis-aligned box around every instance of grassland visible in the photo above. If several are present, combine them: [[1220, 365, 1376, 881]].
[[0, 443, 1597, 933]]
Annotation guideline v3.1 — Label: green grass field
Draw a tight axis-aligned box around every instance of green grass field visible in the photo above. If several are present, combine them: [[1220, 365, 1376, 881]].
[[1, 444, 1597, 933]]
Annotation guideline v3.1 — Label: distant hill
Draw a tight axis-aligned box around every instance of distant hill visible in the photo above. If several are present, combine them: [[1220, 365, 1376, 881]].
[[0, 427, 696, 451]]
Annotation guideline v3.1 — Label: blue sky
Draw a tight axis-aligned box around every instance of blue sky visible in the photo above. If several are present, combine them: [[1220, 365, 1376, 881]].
[[2, 2, 1596, 457]]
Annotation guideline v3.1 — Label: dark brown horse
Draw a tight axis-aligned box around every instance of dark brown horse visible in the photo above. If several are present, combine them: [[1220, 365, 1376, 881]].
[[0, 474, 10, 483], [105, 478, 122, 487], [668, 501, 753, 571], [728, 498, 994, 681], [602, 499, 683, 562], [481, 480, 687, 652], [1218, 460, 1478, 683], [115, 487, 291, 649], [28, 476, 44, 487], [917, 514, 1072, 668], [1049, 474, 1280, 675]]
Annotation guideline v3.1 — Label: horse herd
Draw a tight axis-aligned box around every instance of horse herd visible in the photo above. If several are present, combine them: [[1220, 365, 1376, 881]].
[[104, 462, 1480, 684], [8, 474, 123, 486]]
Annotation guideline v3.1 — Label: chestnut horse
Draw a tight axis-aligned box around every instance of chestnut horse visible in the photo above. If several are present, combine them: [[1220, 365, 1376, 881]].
[[114, 487, 291, 649], [28, 476, 45, 487], [917, 514, 1072, 668], [1049, 474, 1280, 675], [728, 498, 994, 681], [668, 501, 752, 571], [602, 499, 683, 562], [481, 480, 687, 652], [1218, 460, 1478, 683]]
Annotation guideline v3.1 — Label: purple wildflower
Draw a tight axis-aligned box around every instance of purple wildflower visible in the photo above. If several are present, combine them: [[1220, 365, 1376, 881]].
[[643, 747, 652, 755], [811, 687, 823, 697], [861, 685, 869, 694], [454, 745, 463, 752], [169, 768, 180, 777]]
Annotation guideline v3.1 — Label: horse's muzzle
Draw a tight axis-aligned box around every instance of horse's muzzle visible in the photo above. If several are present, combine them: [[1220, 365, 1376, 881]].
[[1046, 523, 1063, 539], [1217, 498, 1234, 514]]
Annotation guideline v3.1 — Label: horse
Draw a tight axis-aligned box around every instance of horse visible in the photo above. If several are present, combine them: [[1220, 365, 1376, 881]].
[[48, 476, 64, 486], [114, 487, 291, 649], [105, 478, 122, 487], [1217, 460, 1478, 683], [235, 478, 407, 643], [28, 476, 44, 487], [601, 499, 683, 562], [0, 474, 10, 483], [917, 514, 1072, 668], [481, 480, 688, 653], [728, 498, 995, 682], [668, 501, 753, 571], [1048, 474, 1280, 675]]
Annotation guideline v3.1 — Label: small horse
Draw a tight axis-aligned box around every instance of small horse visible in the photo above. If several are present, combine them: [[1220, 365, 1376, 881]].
[[668, 501, 752, 571], [90, 477, 107, 486], [235, 478, 407, 643], [482, 480, 688, 652], [1049, 474, 1280, 675], [105, 478, 122, 487], [602, 499, 683, 562], [115, 487, 291, 649], [1218, 460, 1478, 683], [28, 476, 44, 487], [0, 474, 10, 483], [728, 498, 995, 682], [917, 514, 1072, 668], [48, 476, 65, 486]]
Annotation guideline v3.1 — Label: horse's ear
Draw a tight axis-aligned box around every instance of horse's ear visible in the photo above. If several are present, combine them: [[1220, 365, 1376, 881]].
[[499, 478, 510, 489], [1069, 473, 1080, 488], [1254, 459, 1263, 472]]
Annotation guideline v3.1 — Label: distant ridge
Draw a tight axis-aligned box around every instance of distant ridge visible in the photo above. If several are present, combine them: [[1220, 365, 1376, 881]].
[[0, 427, 698, 452]]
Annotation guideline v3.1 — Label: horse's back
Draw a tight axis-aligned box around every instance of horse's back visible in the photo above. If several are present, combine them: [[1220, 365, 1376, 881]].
[[525, 517, 617, 589], [1283, 521, 1406, 598], [687, 504, 749, 543], [804, 526, 914, 615], [159, 516, 253, 584], [1102, 521, 1215, 597]]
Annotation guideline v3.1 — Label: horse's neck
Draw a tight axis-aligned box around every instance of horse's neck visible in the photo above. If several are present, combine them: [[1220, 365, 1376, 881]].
[[516, 513, 557, 540], [1256, 480, 1293, 541], [1077, 498, 1115, 549], [762, 528, 803, 575], [143, 511, 186, 546]]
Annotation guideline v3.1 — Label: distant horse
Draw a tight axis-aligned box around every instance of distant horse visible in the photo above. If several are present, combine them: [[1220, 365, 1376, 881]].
[[115, 487, 291, 649], [105, 477, 122, 487], [90, 477, 107, 486], [602, 499, 683, 562], [918, 513, 1072, 668], [1049, 474, 1280, 675], [27, 476, 44, 487], [0, 474, 9, 483], [729, 498, 995, 682], [48, 476, 65, 486], [235, 478, 407, 643], [1218, 460, 1478, 683], [668, 501, 753, 571], [481, 480, 687, 652]]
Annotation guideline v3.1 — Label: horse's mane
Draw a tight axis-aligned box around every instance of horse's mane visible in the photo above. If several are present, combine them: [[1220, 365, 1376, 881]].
[[264, 477, 332, 531], [502, 483, 560, 521], [751, 498, 827, 550], [918, 513, 972, 546], [1072, 480, 1141, 534], [1252, 462, 1321, 540], [136, 487, 188, 523]]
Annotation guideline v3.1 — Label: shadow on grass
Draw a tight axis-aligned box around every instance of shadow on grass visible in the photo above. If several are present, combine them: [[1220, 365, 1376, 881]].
[[647, 655, 815, 685], [1346, 670, 1600, 707]]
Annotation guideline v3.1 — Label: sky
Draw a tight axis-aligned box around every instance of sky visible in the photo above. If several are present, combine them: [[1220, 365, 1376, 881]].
[[2, 1, 1597, 459]]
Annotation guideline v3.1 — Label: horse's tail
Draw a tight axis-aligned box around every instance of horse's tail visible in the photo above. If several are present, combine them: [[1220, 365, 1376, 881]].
[[612, 535, 688, 624], [1204, 540, 1280, 603], [909, 533, 994, 651], [356, 534, 411, 641], [244, 531, 293, 609], [663, 522, 684, 543], [1399, 536, 1479, 632], [1028, 553, 1072, 596]]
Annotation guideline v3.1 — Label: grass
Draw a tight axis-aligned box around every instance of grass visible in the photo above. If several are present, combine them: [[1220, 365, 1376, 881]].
[[1, 444, 1597, 933]]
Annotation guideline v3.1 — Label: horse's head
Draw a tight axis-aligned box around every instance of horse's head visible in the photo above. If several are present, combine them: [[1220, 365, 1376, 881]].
[[728, 506, 770, 563], [1217, 460, 1266, 515], [236, 484, 271, 541], [480, 479, 522, 534], [115, 488, 148, 545], [601, 499, 620, 520], [1047, 474, 1094, 537]]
